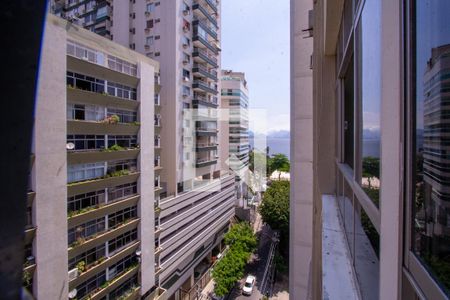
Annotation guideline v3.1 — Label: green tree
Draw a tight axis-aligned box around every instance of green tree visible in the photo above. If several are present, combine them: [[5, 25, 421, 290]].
[[269, 154, 290, 180], [212, 222, 257, 297], [258, 181, 290, 255], [362, 156, 380, 187]]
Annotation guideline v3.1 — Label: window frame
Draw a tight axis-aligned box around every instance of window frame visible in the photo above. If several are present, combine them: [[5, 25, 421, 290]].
[[403, 0, 450, 298]]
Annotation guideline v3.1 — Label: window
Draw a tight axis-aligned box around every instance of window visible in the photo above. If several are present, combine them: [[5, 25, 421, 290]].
[[357, 0, 381, 206], [75, 271, 106, 299], [182, 69, 190, 80], [108, 206, 137, 229], [107, 159, 137, 174], [67, 162, 105, 183], [146, 3, 155, 12], [107, 55, 138, 77], [67, 103, 105, 121], [106, 82, 137, 100], [108, 229, 138, 255], [96, 6, 108, 19], [107, 108, 137, 123], [155, 35, 160, 40], [182, 85, 191, 97], [108, 254, 137, 279], [155, 52, 160, 57], [147, 20, 154, 29], [146, 36, 154, 46], [68, 217, 106, 245], [182, 36, 190, 48], [66, 71, 105, 93], [108, 182, 138, 202], [68, 244, 105, 270], [183, 52, 190, 64], [108, 135, 138, 148], [67, 190, 106, 213], [335, 1, 380, 299], [410, 0, 450, 295]]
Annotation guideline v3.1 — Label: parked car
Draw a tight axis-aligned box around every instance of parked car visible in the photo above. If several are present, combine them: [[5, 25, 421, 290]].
[[242, 275, 256, 296]]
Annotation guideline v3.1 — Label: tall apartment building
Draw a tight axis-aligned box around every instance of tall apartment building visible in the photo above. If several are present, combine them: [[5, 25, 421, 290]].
[[220, 70, 250, 207], [28, 14, 162, 300], [291, 0, 450, 299], [51, 1, 235, 299]]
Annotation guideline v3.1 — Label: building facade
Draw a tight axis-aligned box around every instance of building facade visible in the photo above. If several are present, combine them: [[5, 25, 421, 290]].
[[291, 0, 450, 299], [28, 14, 163, 299], [220, 71, 251, 208], [51, 1, 235, 299]]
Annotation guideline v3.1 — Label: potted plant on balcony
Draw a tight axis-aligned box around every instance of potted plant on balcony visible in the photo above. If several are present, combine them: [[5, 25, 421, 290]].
[[77, 261, 86, 273]]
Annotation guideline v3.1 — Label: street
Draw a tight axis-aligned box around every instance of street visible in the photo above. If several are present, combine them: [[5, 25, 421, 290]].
[[227, 217, 274, 300]]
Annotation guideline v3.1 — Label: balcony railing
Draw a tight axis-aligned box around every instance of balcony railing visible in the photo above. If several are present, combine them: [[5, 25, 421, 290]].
[[193, 31, 218, 54], [193, 63, 218, 81], [192, 3, 218, 28], [67, 40, 137, 77], [195, 158, 218, 167], [193, 80, 218, 95], [193, 19, 217, 39], [194, 0, 218, 14], [193, 47, 218, 67]]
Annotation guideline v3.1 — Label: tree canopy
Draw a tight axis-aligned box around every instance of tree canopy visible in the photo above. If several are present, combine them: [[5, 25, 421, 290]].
[[269, 153, 290, 179], [258, 180, 290, 255], [212, 222, 257, 297]]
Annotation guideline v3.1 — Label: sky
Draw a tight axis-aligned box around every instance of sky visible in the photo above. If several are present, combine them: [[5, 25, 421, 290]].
[[221, 0, 290, 134]]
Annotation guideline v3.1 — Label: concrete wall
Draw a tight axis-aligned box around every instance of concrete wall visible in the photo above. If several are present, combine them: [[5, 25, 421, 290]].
[[34, 17, 69, 299], [290, 0, 314, 298], [139, 61, 156, 293]]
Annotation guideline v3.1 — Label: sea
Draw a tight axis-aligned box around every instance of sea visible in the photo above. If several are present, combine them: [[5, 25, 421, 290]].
[[252, 137, 381, 161], [267, 137, 290, 159]]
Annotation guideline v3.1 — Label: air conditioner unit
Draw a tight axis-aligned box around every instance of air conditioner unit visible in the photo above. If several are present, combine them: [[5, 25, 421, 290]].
[[68, 268, 79, 281], [183, 76, 190, 82]]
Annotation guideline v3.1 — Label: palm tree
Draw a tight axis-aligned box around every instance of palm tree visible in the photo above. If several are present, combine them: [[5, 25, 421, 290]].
[[270, 154, 290, 180]]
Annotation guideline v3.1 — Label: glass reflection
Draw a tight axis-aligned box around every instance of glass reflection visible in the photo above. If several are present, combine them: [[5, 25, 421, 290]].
[[359, 0, 381, 207], [414, 0, 450, 295]]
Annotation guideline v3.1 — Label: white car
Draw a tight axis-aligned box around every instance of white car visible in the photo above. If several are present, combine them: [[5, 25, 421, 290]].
[[242, 275, 256, 296]]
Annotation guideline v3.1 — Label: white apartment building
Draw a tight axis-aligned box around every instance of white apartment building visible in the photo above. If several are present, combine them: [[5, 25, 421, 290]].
[[220, 71, 251, 209], [51, 1, 235, 299]]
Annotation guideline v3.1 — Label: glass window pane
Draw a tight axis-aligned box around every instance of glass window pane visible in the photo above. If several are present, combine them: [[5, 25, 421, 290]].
[[358, 0, 381, 207], [414, 0, 450, 295]]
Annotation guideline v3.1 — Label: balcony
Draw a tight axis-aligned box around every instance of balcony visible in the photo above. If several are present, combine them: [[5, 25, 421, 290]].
[[192, 3, 218, 28], [195, 158, 218, 168], [24, 227, 36, 245], [68, 241, 140, 290], [193, 19, 217, 40], [67, 172, 140, 197], [67, 148, 140, 165], [68, 218, 139, 259], [67, 195, 140, 228], [67, 56, 138, 88], [67, 86, 139, 111], [192, 63, 218, 81], [193, 32, 218, 54], [192, 80, 218, 95], [193, 47, 218, 68], [196, 143, 218, 152], [67, 120, 139, 135], [83, 264, 140, 300], [196, 127, 218, 136], [192, 96, 218, 108]]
